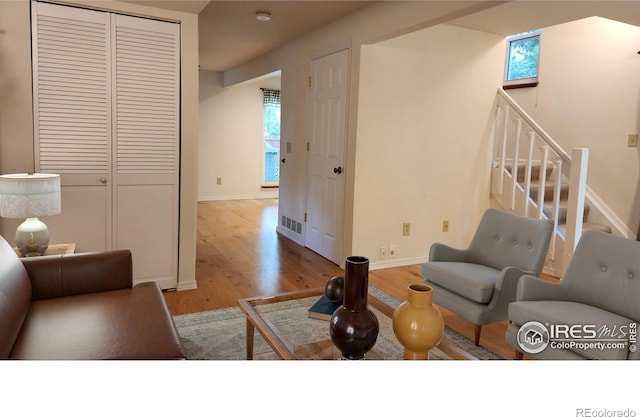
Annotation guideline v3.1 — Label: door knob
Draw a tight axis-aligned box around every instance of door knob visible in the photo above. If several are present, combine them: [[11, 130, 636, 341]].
[[281, 158, 286, 164], [333, 167, 342, 174], [99, 177, 107, 184]]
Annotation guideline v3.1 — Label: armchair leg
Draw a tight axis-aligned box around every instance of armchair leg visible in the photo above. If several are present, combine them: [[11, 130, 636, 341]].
[[474, 324, 481, 346], [515, 350, 523, 360]]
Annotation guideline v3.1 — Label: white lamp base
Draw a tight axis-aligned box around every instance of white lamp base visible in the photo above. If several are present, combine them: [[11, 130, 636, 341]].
[[15, 217, 50, 257]]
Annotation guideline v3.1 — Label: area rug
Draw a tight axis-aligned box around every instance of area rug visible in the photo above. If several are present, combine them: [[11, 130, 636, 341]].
[[172, 286, 503, 360]]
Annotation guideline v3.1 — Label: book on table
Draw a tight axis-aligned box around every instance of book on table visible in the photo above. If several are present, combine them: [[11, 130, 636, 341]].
[[308, 294, 342, 321]]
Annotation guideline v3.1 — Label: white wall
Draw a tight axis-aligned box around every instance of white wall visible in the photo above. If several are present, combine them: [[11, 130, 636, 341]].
[[507, 17, 640, 234], [355, 24, 505, 267], [198, 71, 280, 201]]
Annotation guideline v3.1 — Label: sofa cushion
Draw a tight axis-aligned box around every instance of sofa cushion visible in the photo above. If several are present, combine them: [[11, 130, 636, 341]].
[[509, 300, 634, 360], [0, 236, 32, 359], [422, 261, 498, 304], [10, 283, 185, 359]]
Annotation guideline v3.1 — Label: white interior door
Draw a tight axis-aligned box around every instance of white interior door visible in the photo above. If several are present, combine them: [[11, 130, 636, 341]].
[[112, 14, 180, 289], [305, 49, 349, 264]]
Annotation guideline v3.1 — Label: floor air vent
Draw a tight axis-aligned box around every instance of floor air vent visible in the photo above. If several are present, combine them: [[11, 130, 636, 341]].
[[281, 215, 302, 235]]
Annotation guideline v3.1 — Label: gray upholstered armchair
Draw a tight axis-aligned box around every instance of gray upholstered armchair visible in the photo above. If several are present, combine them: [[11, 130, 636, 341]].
[[506, 230, 640, 360], [421, 208, 553, 347]]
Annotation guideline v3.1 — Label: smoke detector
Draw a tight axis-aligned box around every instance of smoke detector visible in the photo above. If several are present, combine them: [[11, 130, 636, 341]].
[[256, 11, 271, 22]]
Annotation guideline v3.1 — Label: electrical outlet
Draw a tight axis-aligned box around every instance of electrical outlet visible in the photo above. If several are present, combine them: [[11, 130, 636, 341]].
[[389, 245, 396, 258], [216, 177, 222, 185], [629, 134, 638, 147], [402, 223, 411, 236], [443, 220, 449, 232], [379, 246, 388, 260]]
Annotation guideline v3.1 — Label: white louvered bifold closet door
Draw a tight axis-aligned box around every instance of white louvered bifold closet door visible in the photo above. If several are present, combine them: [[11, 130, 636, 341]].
[[112, 14, 180, 288], [32, 2, 113, 253], [32, 1, 179, 288]]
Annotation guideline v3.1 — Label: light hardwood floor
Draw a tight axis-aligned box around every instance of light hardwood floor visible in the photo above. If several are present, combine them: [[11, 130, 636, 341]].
[[163, 198, 517, 359]]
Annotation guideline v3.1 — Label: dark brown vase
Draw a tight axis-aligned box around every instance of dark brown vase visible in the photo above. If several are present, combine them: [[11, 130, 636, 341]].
[[329, 256, 379, 359]]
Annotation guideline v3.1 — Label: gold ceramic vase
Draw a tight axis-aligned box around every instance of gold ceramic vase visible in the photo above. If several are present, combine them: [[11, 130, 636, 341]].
[[392, 284, 444, 360]]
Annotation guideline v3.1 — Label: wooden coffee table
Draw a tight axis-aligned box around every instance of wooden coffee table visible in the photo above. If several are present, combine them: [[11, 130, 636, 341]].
[[237, 288, 478, 360]]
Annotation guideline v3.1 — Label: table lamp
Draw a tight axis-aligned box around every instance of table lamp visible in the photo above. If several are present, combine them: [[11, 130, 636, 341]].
[[0, 173, 61, 256]]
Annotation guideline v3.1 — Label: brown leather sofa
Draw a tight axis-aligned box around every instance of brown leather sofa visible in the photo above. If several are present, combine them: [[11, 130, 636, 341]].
[[0, 235, 186, 359]]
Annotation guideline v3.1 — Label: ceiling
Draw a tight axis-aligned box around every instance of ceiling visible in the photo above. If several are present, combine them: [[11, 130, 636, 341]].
[[449, 0, 640, 36], [126, 1, 640, 73], [126, 1, 374, 72]]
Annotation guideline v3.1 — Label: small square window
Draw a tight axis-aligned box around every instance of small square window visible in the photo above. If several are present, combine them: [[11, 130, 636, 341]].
[[504, 30, 541, 89]]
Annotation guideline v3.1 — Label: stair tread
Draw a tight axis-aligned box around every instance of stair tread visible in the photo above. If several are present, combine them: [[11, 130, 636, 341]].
[[505, 163, 554, 183], [529, 182, 570, 201], [529, 182, 569, 189], [558, 222, 612, 234], [544, 200, 591, 212]]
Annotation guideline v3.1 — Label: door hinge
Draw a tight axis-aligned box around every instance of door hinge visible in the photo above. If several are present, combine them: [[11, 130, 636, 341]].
[[307, 142, 310, 152], [308, 76, 311, 87], [304, 213, 307, 222]]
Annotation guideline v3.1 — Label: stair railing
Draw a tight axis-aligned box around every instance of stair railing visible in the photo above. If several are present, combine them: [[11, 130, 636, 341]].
[[491, 88, 589, 275]]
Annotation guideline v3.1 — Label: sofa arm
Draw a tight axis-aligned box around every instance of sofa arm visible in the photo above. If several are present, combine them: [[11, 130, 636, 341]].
[[429, 243, 469, 262], [516, 275, 567, 302], [22, 250, 133, 300]]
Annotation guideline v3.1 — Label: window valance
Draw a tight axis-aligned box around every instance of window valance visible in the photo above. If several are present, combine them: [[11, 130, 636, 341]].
[[261, 88, 281, 105]]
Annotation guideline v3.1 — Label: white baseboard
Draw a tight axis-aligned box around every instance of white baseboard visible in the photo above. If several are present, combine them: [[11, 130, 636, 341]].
[[585, 185, 635, 239], [198, 192, 278, 202], [177, 280, 198, 291], [369, 256, 428, 271], [276, 226, 304, 246]]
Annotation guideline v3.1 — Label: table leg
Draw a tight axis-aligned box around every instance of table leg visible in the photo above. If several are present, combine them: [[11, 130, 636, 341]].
[[246, 318, 255, 360]]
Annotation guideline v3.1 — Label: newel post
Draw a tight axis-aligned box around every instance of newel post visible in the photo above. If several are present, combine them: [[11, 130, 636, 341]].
[[563, 148, 589, 273]]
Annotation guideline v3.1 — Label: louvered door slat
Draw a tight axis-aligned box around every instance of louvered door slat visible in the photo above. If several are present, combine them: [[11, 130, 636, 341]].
[[33, 4, 110, 175], [114, 17, 179, 175]]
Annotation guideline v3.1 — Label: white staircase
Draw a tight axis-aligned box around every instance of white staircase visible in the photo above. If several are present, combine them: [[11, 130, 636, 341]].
[[490, 88, 618, 277]]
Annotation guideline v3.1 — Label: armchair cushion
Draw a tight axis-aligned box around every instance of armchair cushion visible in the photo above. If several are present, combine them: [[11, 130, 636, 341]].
[[422, 262, 498, 303], [466, 208, 553, 274]]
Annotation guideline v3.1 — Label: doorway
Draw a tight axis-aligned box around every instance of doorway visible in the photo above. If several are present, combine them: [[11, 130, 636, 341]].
[[197, 71, 281, 202]]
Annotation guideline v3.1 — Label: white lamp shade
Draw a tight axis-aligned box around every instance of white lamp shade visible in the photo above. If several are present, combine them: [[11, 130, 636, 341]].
[[0, 173, 61, 218]]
